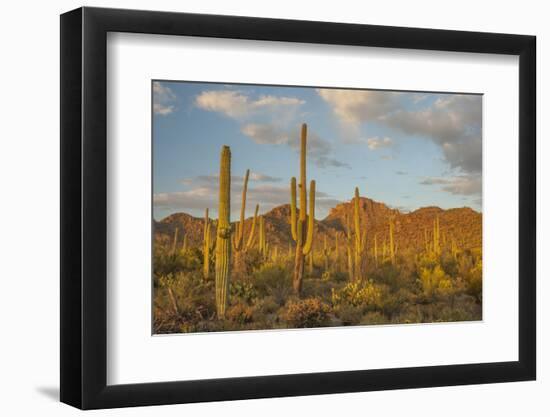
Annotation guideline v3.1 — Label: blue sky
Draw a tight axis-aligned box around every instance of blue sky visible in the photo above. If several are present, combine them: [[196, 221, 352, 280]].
[[153, 81, 482, 221]]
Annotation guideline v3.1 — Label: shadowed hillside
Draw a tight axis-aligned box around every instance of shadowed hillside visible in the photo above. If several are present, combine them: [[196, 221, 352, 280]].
[[154, 197, 482, 255]]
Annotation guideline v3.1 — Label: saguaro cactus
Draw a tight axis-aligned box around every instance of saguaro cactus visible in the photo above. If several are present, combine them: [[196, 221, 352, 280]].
[[373, 233, 378, 267], [233, 169, 259, 252], [259, 216, 267, 257], [215, 146, 232, 318], [451, 236, 459, 261], [182, 234, 188, 253], [353, 187, 365, 280], [344, 213, 354, 281], [424, 227, 430, 254], [290, 123, 316, 295], [171, 227, 179, 255], [203, 208, 211, 280], [323, 235, 330, 271], [389, 216, 397, 265], [433, 215, 441, 256]]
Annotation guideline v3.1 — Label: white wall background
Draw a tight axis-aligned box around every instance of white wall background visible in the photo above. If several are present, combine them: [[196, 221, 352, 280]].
[[0, 0, 545, 415]]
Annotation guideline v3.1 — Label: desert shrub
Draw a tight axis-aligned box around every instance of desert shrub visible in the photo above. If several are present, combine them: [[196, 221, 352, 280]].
[[153, 254, 186, 279], [440, 251, 459, 277], [283, 298, 331, 328], [256, 296, 281, 315], [336, 304, 364, 325], [331, 280, 383, 310], [360, 311, 389, 325], [226, 303, 255, 325], [230, 281, 257, 304], [379, 287, 412, 319], [415, 252, 439, 273], [253, 264, 292, 305], [153, 271, 216, 334], [245, 249, 266, 272], [153, 247, 203, 279], [418, 264, 453, 299], [321, 270, 348, 283], [302, 278, 335, 300], [465, 258, 482, 303], [370, 261, 416, 293]]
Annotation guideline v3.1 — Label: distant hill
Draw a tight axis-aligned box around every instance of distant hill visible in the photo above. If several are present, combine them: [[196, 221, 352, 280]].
[[154, 197, 482, 254]]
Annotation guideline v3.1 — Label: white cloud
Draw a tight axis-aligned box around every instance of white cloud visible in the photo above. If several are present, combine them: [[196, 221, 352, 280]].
[[317, 89, 400, 125], [155, 174, 336, 219], [195, 90, 304, 120], [181, 172, 281, 187], [153, 81, 176, 115], [241, 124, 289, 145], [241, 123, 349, 169], [318, 89, 482, 174], [420, 174, 482, 196], [366, 136, 393, 150]]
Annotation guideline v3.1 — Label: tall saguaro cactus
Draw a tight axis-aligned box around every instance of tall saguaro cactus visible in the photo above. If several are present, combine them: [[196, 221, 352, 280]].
[[353, 187, 365, 280], [171, 227, 179, 255], [323, 235, 330, 271], [215, 146, 232, 318], [203, 208, 211, 280], [259, 215, 267, 257], [433, 215, 441, 256], [373, 233, 378, 267], [344, 213, 354, 281], [290, 123, 316, 295], [389, 216, 396, 265]]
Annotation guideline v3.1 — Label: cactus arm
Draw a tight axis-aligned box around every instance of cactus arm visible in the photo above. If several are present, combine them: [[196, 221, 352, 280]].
[[233, 169, 250, 251], [245, 203, 259, 250], [302, 180, 315, 255], [171, 227, 178, 255], [299, 124, 307, 224], [290, 177, 297, 241]]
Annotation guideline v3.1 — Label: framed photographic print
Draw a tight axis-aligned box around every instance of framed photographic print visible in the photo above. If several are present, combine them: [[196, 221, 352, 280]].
[[60, 7, 536, 409]]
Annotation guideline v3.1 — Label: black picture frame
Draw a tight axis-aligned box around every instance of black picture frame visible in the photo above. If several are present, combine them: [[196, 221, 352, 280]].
[[60, 6, 536, 410]]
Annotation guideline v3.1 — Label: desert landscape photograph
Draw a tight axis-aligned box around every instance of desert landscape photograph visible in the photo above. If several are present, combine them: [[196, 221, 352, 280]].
[[152, 81, 482, 334]]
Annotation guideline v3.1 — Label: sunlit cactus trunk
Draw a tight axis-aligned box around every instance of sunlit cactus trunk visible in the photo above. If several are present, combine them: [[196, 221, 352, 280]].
[[451, 237, 459, 261], [203, 208, 211, 280], [424, 227, 430, 254], [433, 215, 441, 256], [232, 170, 259, 273], [334, 233, 340, 270], [233, 169, 258, 252], [272, 246, 278, 262], [389, 217, 396, 266], [182, 234, 188, 253], [171, 227, 179, 255], [258, 216, 267, 257], [290, 124, 316, 295], [353, 187, 365, 280], [374, 233, 378, 267], [344, 213, 354, 280], [323, 236, 330, 271], [215, 146, 232, 319]]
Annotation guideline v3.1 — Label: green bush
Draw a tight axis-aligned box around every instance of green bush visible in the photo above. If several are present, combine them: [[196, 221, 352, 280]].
[[230, 281, 257, 304], [253, 264, 292, 305], [331, 280, 383, 309]]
